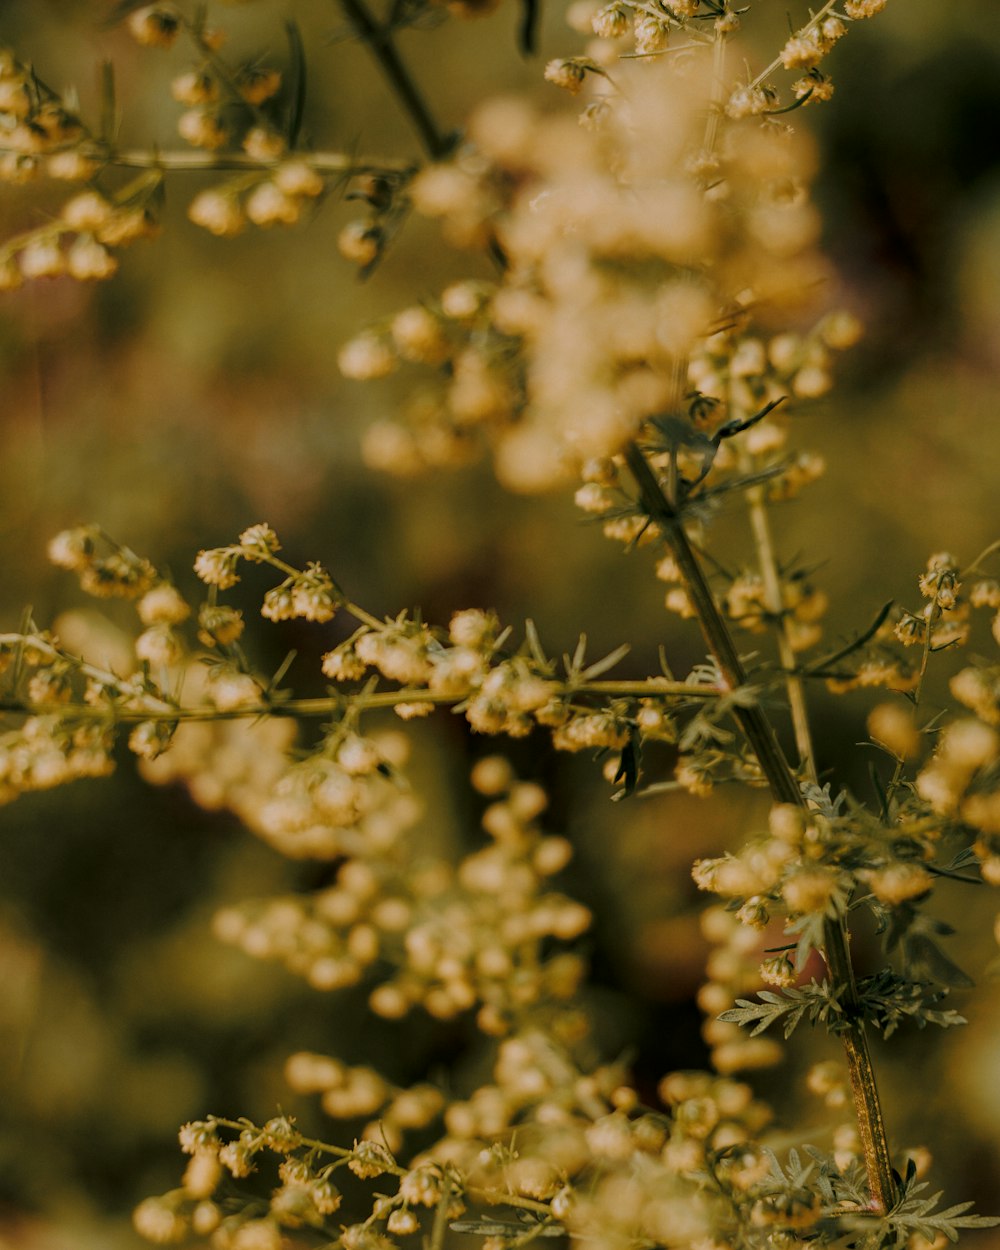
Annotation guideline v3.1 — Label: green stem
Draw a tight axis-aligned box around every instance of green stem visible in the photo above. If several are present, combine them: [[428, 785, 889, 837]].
[[624, 439, 897, 1215], [962, 538, 1000, 577], [429, 1176, 454, 1250], [464, 1189, 554, 1219], [745, 483, 818, 784], [95, 147, 411, 175], [0, 675, 722, 726]]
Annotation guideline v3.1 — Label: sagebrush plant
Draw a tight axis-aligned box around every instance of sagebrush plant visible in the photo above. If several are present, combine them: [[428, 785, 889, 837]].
[[2, 1, 1000, 1248]]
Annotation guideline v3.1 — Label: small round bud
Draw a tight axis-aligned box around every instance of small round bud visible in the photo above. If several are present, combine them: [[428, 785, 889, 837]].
[[592, 4, 629, 37], [338, 220, 381, 266], [177, 109, 227, 150], [126, 6, 181, 48], [188, 190, 245, 237], [867, 702, 921, 760], [543, 59, 588, 94], [759, 954, 796, 988]]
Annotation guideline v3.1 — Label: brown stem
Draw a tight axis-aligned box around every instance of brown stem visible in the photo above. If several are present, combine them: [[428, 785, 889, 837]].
[[624, 440, 897, 1214], [336, 0, 452, 160]]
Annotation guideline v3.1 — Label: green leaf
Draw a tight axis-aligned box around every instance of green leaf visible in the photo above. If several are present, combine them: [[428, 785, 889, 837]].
[[883, 1179, 1000, 1243], [580, 642, 630, 681], [518, 0, 540, 54], [787, 911, 826, 972], [718, 982, 839, 1039], [564, 634, 588, 679], [856, 968, 967, 1038], [611, 733, 641, 800], [285, 20, 307, 147], [524, 619, 548, 669]]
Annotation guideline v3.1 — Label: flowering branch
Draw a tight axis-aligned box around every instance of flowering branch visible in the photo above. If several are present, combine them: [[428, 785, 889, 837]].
[[624, 439, 897, 1214]]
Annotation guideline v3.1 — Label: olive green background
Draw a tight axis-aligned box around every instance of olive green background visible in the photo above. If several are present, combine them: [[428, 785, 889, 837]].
[[1, 2, 1000, 1244]]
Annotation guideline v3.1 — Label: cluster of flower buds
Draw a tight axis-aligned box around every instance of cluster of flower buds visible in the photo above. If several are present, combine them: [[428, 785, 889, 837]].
[[188, 158, 326, 236], [0, 42, 169, 285], [170, 55, 283, 151], [322, 598, 694, 765], [696, 902, 786, 1074], [0, 524, 717, 823], [48, 525, 156, 598], [0, 185, 157, 288], [139, 1024, 786, 1250], [823, 646, 917, 696], [951, 663, 1000, 726], [285, 1052, 444, 1154], [893, 551, 970, 650], [211, 757, 589, 1037], [0, 708, 115, 806], [556, 0, 887, 115], [687, 311, 863, 441], [0, 48, 88, 185], [195, 524, 341, 623], [339, 281, 521, 475], [134, 1114, 360, 1247], [560, 0, 732, 80], [339, 45, 866, 501]]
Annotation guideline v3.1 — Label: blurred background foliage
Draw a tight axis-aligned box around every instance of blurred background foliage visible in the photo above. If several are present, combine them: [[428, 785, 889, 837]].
[[1, 1, 1000, 1245]]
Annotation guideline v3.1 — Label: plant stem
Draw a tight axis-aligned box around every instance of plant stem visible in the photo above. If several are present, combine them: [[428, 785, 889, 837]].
[[701, 18, 729, 158], [624, 440, 897, 1214], [625, 445, 800, 804], [821, 911, 894, 1212], [336, 0, 453, 160], [95, 147, 412, 175], [745, 483, 818, 783], [0, 673, 722, 726]]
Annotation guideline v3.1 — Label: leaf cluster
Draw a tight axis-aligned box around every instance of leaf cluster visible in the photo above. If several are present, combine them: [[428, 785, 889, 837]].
[[719, 970, 966, 1041]]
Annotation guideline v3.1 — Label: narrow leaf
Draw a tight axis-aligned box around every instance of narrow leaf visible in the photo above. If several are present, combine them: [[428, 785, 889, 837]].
[[566, 634, 587, 678], [580, 642, 630, 681], [611, 734, 640, 800], [804, 600, 893, 675], [285, 20, 307, 147], [524, 619, 548, 668], [518, 0, 540, 54], [93, 60, 115, 145]]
